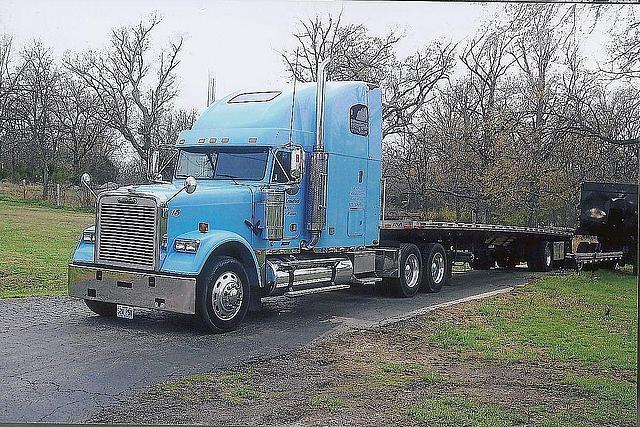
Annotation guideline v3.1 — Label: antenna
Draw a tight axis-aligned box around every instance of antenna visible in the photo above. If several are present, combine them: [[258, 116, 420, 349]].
[[287, 48, 299, 146], [207, 70, 216, 107]]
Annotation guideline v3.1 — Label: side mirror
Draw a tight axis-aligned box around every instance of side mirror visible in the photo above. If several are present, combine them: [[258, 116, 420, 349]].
[[161, 176, 197, 207], [290, 146, 304, 181], [80, 173, 97, 200], [184, 176, 197, 194]]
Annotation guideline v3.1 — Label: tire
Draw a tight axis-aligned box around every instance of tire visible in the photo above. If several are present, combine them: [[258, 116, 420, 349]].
[[528, 241, 552, 272], [197, 256, 250, 333], [392, 243, 423, 298], [84, 299, 116, 317], [420, 243, 449, 293]]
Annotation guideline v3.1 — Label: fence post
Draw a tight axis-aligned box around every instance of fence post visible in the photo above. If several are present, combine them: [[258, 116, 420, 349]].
[[22, 179, 26, 199], [56, 184, 61, 207]]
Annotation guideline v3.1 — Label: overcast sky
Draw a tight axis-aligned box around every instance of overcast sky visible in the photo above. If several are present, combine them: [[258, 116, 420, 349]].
[[0, 0, 612, 111]]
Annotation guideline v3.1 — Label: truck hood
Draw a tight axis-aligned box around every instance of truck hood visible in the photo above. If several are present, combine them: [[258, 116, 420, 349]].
[[105, 182, 255, 208]]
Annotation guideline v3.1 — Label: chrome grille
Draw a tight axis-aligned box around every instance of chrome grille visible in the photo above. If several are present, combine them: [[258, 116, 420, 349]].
[[96, 195, 157, 270]]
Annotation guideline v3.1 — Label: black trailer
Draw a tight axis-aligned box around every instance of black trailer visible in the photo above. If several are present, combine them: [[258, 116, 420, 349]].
[[571, 181, 638, 272]]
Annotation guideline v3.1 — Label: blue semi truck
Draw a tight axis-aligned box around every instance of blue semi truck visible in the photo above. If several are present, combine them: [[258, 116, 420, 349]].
[[69, 61, 573, 332]]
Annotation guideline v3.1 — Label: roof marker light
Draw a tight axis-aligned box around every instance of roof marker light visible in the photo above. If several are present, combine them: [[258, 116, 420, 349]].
[[209, 137, 217, 143], [248, 137, 257, 144], [178, 139, 185, 144], [197, 138, 205, 144], [221, 137, 229, 144]]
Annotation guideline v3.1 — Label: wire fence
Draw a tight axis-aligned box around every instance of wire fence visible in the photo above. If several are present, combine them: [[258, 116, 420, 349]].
[[0, 180, 93, 209]]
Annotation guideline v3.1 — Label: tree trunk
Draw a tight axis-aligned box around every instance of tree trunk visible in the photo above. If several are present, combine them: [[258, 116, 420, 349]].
[[42, 164, 49, 200]]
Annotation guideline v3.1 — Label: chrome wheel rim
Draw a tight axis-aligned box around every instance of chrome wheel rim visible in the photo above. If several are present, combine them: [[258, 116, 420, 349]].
[[212, 271, 244, 320], [431, 252, 445, 284], [404, 253, 420, 288]]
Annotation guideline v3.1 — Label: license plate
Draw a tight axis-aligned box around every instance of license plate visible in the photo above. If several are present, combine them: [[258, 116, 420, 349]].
[[116, 304, 134, 319]]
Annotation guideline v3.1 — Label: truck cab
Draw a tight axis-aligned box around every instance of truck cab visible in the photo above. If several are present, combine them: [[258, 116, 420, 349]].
[[69, 64, 389, 332]]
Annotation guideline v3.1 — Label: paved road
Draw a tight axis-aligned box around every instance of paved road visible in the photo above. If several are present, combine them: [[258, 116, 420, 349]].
[[0, 268, 541, 422]]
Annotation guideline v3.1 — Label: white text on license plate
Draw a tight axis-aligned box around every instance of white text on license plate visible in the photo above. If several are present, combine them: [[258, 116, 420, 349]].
[[116, 305, 134, 319]]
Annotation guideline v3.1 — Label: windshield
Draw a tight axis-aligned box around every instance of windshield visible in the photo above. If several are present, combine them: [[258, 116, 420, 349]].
[[175, 148, 269, 181]]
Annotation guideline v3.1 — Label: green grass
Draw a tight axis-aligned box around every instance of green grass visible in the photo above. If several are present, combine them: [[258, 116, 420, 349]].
[[363, 361, 446, 390], [424, 271, 638, 370], [526, 374, 639, 426], [159, 372, 258, 404], [409, 396, 523, 426], [310, 395, 347, 413], [0, 197, 92, 298], [217, 372, 258, 404], [562, 373, 636, 407]]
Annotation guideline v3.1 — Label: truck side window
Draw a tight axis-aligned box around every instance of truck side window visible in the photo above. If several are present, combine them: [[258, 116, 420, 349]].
[[272, 151, 292, 183], [350, 104, 368, 136]]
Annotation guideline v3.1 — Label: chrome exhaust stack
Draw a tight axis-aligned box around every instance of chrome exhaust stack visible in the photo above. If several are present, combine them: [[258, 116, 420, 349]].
[[303, 58, 330, 249]]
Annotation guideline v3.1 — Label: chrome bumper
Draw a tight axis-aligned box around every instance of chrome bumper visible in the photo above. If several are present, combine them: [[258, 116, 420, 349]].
[[68, 264, 197, 314]]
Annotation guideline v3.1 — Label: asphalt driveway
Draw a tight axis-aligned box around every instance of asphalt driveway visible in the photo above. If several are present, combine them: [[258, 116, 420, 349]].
[[0, 268, 542, 422]]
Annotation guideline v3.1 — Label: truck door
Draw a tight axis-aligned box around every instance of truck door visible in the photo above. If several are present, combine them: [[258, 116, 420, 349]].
[[271, 149, 304, 242]]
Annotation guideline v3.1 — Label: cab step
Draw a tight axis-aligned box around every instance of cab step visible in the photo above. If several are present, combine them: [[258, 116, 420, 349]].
[[284, 284, 351, 298], [352, 277, 383, 286]]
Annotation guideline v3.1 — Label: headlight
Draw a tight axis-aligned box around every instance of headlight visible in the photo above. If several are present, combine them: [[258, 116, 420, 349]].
[[82, 230, 95, 243], [174, 239, 200, 253]]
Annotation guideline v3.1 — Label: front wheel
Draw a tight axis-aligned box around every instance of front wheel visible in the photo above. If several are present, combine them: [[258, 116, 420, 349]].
[[197, 256, 250, 333]]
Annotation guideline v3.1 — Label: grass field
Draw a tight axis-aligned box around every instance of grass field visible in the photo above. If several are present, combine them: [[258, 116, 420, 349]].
[[95, 271, 638, 426], [0, 195, 93, 298]]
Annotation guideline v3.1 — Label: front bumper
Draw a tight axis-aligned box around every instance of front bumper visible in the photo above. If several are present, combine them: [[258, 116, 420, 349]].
[[68, 264, 197, 314]]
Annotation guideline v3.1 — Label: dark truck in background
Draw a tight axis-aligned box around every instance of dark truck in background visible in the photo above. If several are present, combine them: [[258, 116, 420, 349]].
[[572, 181, 638, 273]]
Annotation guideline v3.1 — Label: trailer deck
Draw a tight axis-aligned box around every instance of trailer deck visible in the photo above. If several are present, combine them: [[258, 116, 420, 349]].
[[380, 220, 574, 238]]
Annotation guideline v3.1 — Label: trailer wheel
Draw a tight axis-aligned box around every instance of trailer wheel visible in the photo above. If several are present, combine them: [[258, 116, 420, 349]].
[[197, 256, 250, 333], [528, 241, 552, 272], [84, 300, 116, 317], [393, 243, 422, 298], [420, 243, 449, 293]]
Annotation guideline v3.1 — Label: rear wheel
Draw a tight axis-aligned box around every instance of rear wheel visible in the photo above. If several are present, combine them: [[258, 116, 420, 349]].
[[420, 243, 449, 293], [197, 256, 250, 333], [528, 241, 553, 272], [84, 300, 116, 317], [393, 243, 422, 298]]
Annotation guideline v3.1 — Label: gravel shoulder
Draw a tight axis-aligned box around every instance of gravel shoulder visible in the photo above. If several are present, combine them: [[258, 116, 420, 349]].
[[92, 271, 638, 427], [0, 268, 540, 423]]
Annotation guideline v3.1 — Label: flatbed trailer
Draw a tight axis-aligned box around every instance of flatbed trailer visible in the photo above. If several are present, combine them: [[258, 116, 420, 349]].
[[379, 220, 574, 272], [68, 61, 622, 334]]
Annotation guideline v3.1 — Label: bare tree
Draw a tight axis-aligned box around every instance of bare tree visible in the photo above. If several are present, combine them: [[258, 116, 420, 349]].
[[64, 14, 184, 174], [606, 6, 640, 80], [0, 35, 26, 175], [17, 41, 62, 197], [154, 107, 199, 179], [55, 75, 117, 183], [282, 14, 455, 139], [282, 13, 400, 83]]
